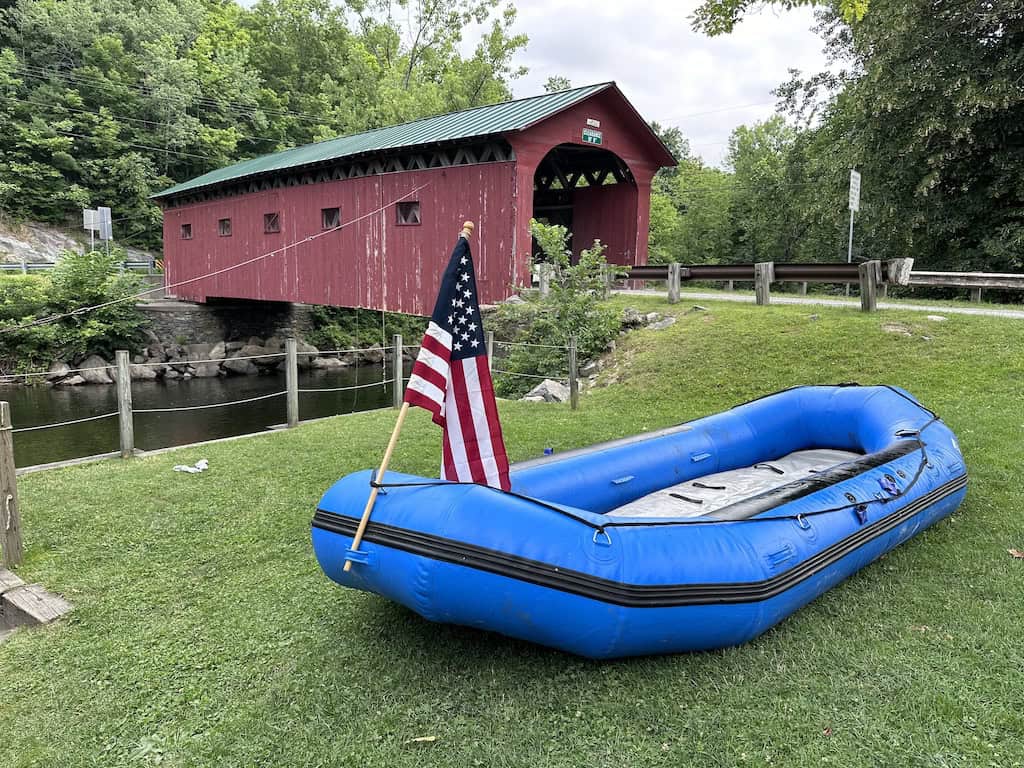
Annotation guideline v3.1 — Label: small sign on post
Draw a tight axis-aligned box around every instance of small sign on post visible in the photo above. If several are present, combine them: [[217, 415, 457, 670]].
[[846, 170, 861, 286], [97, 206, 113, 241]]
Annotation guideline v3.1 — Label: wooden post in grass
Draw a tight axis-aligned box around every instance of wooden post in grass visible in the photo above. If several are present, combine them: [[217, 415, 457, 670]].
[[799, 281, 808, 295], [667, 262, 681, 304], [486, 330, 494, 372], [392, 334, 404, 409], [285, 339, 299, 428], [970, 287, 983, 303], [115, 350, 134, 458], [754, 262, 774, 306], [343, 221, 475, 573], [725, 280, 734, 292], [0, 402, 23, 568], [859, 260, 879, 312], [568, 335, 579, 411]]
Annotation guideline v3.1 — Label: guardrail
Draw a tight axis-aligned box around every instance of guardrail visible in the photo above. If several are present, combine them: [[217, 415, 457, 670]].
[[620, 259, 1024, 308], [0, 260, 158, 274], [621, 260, 900, 311], [907, 271, 1024, 302]]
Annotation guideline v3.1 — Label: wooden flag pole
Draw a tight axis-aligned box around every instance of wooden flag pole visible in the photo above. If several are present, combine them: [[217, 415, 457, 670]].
[[343, 220, 475, 572]]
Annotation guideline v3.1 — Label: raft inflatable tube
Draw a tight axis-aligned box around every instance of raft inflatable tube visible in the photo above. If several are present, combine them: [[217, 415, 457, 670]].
[[312, 385, 967, 659]]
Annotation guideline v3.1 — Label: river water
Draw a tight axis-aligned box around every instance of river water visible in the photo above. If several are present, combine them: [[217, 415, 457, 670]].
[[2, 363, 407, 468]]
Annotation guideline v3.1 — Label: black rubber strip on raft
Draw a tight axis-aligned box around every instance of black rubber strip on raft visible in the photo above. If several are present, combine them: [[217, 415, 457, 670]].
[[708, 440, 921, 521], [312, 474, 967, 608]]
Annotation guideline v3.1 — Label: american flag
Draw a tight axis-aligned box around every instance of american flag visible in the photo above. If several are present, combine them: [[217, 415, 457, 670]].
[[404, 232, 511, 491]]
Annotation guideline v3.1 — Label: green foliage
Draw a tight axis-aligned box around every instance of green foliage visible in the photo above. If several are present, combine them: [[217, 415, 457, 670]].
[[692, 0, 868, 35], [0, 0, 528, 244], [0, 249, 146, 370], [651, 0, 1024, 280], [492, 220, 623, 397], [307, 306, 427, 351]]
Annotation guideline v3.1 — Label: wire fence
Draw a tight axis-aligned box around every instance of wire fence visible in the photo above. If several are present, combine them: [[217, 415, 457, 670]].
[[3, 334, 581, 458]]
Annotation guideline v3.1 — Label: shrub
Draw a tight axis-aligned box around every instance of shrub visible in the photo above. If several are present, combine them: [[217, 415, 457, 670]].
[[491, 220, 624, 398], [308, 306, 428, 352], [0, 250, 147, 371]]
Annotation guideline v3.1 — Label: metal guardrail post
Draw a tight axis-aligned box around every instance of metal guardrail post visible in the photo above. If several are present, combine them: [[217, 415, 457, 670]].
[[486, 331, 494, 372], [0, 402, 23, 568], [754, 262, 774, 306], [115, 350, 134, 457], [568, 336, 579, 411], [667, 263, 681, 304], [285, 339, 299, 428], [392, 334, 404, 409]]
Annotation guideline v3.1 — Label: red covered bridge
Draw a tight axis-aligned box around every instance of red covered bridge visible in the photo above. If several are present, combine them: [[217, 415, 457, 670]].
[[154, 82, 676, 316]]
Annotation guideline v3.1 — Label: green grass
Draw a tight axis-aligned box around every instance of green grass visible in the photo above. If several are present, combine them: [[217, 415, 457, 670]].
[[3, 296, 1024, 767]]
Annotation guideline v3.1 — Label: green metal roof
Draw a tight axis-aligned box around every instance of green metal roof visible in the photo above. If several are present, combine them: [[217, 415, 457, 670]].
[[154, 83, 613, 199]]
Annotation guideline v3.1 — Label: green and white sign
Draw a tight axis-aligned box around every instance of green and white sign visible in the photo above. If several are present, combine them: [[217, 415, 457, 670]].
[[582, 128, 603, 146]]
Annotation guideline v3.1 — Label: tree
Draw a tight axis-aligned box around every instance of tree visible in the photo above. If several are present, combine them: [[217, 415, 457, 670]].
[[543, 75, 571, 93], [692, 0, 868, 35], [726, 117, 809, 262], [0, 0, 529, 246], [780, 0, 1024, 271]]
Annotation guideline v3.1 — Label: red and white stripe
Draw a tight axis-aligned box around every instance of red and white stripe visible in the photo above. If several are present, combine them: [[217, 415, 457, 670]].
[[404, 321, 510, 490]]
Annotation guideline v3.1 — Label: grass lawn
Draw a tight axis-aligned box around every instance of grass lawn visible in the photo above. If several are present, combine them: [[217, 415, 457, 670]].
[[2, 296, 1023, 767]]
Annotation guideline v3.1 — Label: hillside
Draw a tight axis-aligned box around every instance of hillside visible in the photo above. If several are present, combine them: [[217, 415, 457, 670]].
[[0, 220, 158, 266], [2, 295, 1023, 766]]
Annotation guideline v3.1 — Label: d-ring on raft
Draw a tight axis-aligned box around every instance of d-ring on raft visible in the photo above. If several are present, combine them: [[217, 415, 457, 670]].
[[311, 385, 967, 659]]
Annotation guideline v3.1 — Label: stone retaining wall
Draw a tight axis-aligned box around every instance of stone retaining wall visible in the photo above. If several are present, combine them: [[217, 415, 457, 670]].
[[139, 299, 316, 345]]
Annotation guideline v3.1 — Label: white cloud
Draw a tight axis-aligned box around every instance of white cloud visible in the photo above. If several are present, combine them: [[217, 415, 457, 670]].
[[505, 0, 828, 166]]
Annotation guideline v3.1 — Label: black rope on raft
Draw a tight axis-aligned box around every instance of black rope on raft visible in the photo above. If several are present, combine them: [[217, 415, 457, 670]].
[[371, 384, 947, 533]]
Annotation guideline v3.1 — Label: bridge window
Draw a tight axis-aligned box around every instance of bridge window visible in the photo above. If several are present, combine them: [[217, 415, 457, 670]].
[[396, 201, 421, 226], [322, 207, 340, 230], [264, 212, 281, 234], [218, 218, 232, 237], [180, 223, 192, 240]]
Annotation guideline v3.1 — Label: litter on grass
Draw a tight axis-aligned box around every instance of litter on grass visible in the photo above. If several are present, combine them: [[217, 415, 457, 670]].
[[173, 459, 209, 474]]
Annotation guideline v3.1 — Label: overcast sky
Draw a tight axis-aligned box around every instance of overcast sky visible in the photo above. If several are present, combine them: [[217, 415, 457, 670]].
[[504, 0, 829, 166]]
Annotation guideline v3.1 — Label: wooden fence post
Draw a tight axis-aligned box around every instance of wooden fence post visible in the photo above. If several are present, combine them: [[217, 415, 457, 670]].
[[538, 264, 551, 297], [285, 338, 299, 428], [859, 260, 879, 312], [879, 283, 888, 299], [486, 330, 494, 372], [754, 262, 774, 306], [667, 262, 681, 304], [115, 350, 134, 457], [392, 334, 404, 409], [970, 287, 983, 303], [725, 280, 734, 292], [799, 281, 808, 295], [0, 402, 23, 568], [567, 336, 579, 411]]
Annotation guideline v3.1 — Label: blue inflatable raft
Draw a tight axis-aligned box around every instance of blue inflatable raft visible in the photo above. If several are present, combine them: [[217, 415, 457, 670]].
[[312, 385, 967, 658]]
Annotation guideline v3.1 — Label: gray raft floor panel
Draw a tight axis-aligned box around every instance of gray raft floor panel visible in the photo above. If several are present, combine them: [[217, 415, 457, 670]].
[[608, 449, 862, 518]]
